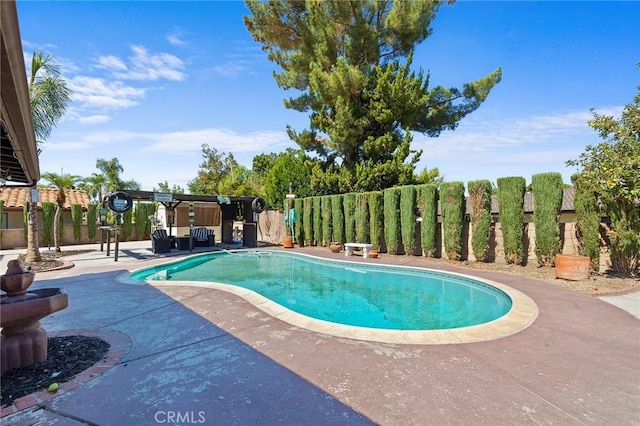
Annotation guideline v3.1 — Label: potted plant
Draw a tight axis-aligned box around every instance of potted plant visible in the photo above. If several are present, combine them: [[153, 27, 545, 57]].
[[329, 242, 342, 253]]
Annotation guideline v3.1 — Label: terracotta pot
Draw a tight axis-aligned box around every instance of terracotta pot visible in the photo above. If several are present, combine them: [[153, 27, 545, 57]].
[[329, 243, 341, 253], [282, 236, 294, 249], [368, 250, 379, 259], [555, 254, 590, 280]]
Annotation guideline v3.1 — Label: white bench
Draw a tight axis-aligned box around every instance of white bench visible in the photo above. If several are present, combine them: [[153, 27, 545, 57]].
[[344, 243, 373, 258]]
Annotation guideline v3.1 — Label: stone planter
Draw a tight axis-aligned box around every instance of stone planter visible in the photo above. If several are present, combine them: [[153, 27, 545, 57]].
[[282, 235, 294, 249], [329, 242, 342, 253], [555, 254, 590, 281]]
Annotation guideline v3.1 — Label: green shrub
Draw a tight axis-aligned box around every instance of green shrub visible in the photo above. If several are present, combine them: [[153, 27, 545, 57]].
[[122, 209, 133, 241], [497, 176, 526, 264], [417, 184, 438, 257], [23, 204, 28, 242], [71, 204, 83, 243], [532, 172, 564, 267], [321, 196, 332, 246], [468, 180, 492, 262], [294, 198, 304, 245], [312, 196, 321, 245], [303, 197, 313, 246], [369, 191, 383, 250], [331, 194, 345, 244], [400, 186, 417, 255], [135, 203, 155, 239], [87, 203, 98, 241], [355, 192, 370, 243], [440, 182, 465, 260], [41, 202, 57, 247], [383, 187, 401, 255], [343, 193, 356, 243], [572, 174, 600, 271]]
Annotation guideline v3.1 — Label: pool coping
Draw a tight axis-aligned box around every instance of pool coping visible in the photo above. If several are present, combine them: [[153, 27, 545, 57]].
[[124, 250, 538, 345]]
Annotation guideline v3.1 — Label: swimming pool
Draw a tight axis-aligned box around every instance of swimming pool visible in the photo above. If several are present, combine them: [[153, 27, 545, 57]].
[[129, 251, 538, 343]]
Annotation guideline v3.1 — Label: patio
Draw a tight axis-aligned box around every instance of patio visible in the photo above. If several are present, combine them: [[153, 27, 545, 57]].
[[1, 241, 638, 425]]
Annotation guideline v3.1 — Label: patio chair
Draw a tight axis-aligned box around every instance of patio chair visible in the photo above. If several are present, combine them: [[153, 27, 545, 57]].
[[193, 228, 215, 247], [151, 229, 172, 254]]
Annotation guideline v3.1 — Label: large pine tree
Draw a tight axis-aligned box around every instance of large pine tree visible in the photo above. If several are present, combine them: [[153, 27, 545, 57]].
[[245, 0, 501, 192]]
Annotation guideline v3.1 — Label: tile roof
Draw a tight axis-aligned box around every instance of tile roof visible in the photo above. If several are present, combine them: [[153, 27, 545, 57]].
[[0, 187, 91, 209]]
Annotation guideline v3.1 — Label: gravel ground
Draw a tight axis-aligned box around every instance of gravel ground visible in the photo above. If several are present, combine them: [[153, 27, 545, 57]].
[[430, 257, 639, 296]]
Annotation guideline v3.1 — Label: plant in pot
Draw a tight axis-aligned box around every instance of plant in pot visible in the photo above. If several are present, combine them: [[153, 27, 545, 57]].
[[283, 204, 296, 249]]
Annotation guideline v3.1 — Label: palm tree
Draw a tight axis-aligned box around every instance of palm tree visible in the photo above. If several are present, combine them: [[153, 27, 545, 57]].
[[25, 52, 72, 262], [41, 172, 82, 252], [95, 157, 141, 193], [78, 173, 106, 203]]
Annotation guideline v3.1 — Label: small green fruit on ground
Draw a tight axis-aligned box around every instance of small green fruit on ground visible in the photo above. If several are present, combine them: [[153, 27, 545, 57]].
[[48, 383, 59, 392]]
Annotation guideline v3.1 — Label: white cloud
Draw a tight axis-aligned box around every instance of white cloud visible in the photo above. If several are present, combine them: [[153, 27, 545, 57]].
[[166, 32, 188, 47], [414, 107, 624, 159], [110, 45, 186, 81], [76, 114, 111, 124], [68, 76, 146, 109], [96, 55, 128, 71], [212, 61, 252, 79], [146, 128, 293, 153]]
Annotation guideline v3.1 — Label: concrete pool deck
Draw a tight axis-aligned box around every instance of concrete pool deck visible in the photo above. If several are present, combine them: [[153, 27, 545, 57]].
[[1, 241, 638, 425]]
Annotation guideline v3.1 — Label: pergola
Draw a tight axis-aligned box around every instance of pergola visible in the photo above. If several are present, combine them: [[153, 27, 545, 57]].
[[114, 190, 263, 246]]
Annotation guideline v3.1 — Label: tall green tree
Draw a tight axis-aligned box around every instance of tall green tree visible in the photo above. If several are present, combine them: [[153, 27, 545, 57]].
[[25, 52, 72, 262], [78, 173, 106, 203], [154, 181, 185, 194], [40, 172, 82, 252], [188, 144, 238, 195], [96, 158, 140, 192], [245, 0, 501, 192], [567, 86, 640, 275], [263, 149, 313, 209]]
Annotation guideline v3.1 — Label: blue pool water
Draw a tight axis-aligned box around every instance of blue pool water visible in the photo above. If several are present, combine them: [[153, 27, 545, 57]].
[[131, 251, 512, 330]]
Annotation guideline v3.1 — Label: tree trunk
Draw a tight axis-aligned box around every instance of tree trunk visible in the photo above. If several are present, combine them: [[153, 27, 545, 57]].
[[24, 190, 41, 263], [54, 206, 62, 252]]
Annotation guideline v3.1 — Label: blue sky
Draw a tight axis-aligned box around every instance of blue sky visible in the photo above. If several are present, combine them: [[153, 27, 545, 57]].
[[17, 1, 639, 192]]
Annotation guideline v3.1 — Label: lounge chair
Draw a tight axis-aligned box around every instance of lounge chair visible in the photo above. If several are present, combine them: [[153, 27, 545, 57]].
[[151, 229, 172, 254], [193, 228, 215, 247]]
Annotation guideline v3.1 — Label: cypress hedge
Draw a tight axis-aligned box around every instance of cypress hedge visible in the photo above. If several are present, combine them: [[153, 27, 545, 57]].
[[23, 204, 27, 242], [331, 194, 345, 244], [355, 192, 370, 243], [41, 202, 57, 247], [400, 185, 417, 255], [343, 193, 356, 243], [303, 197, 313, 246], [383, 187, 401, 255], [294, 198, 304, 245], [369, 191, 383, 250], [572, 174, 600, 271], [417, 184, 438, 257], [321, 196, 332, 246], [312, 196, 321, 245], [531, 172, 564, 267], [468, 180, 492, 262], [122, 209, 133, 241], [87, 203, 98, 241], [71, 204, 83, 242], [440, 182, 465, 260], [497, 176, 526, 264]]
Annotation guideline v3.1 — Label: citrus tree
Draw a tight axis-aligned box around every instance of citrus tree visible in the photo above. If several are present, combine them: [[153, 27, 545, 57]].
[[567, 86, 640, 275]]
